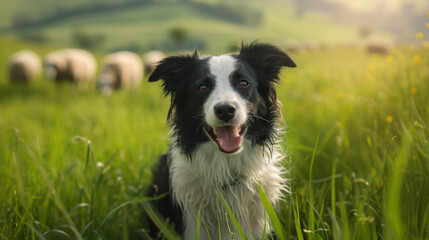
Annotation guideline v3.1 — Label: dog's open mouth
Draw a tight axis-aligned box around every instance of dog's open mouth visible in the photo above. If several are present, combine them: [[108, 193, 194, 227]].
[[204, 125, 247, 153]]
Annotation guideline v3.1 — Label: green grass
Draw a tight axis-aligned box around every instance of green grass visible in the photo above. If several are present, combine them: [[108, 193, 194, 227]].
[[1, 35, 429, 239]]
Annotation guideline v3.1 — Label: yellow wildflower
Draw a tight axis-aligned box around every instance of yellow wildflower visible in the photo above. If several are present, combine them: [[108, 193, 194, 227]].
[[386, 55, 393, 62], [413, 55, 421, 63], [416, 32, 424, 39], [367, 63, 376, 72], [386, 116, 393, 123], [426, 22, 429, 28], [411, 87, 417, 94]]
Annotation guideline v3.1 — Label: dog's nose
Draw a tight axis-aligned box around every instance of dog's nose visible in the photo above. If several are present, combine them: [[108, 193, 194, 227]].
[[214, 103, 236, 122]]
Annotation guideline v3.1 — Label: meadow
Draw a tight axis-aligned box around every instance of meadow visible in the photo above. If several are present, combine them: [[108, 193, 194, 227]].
[[0, 36, 429, 239]]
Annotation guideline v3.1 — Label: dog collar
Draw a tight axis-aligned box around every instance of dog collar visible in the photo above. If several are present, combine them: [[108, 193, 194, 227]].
[[219, 175, 245, 190]]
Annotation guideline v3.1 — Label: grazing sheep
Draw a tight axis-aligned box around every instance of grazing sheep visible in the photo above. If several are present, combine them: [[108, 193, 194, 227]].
[[44, 49, 97, 84], [365, 40, 394, 54], [303, 40, 320, 51], [336, 41, 360, 50], [7, 50, 41, 83], [284, 40, 303, 53], [97, 51, 143, 93], [318, 42, 331, 50], [143, 50, 165, 73]]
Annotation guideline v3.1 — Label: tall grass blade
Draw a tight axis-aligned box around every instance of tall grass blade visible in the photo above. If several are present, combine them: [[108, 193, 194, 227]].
[[420, 206, 429, 239], [338, 197, 350, 240], [44, 229, 72, 239], [217, 189, 247, 240], [29, 225, 47, 240], [308, 131, 320, 239], [217, 211, 221, 240], [293, 195, 304, 240], [141, 200, 181, 240], [383, 126, 412, 240], [99, 194, 167, 229], [85, 140, 94, 169], [195, 204, 203, 240], [258, 185, 285, 240], [328, 209, 341, 240], [331, 158, 337, 218], [80, 220, 94, 236]]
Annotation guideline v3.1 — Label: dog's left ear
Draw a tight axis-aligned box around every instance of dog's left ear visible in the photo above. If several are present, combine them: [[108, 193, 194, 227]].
[[237, 42, 296, 82], [148, 50, 199, 95]]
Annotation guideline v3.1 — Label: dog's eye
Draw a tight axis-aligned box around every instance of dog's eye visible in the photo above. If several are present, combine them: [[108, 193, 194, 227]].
[[197, 84, 209, 92], [238, 80, 249, 88]]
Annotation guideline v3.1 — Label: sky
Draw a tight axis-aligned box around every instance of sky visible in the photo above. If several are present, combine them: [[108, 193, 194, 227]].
[[327, 0, 428, 13]]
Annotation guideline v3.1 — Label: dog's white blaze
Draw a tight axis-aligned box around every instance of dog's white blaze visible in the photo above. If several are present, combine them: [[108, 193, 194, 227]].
[[204, 55, 247, 127], [169, 137, 287, 240]]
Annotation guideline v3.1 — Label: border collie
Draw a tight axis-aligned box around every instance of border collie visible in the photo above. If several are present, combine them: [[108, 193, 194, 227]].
[[147, 43, 296, 239]]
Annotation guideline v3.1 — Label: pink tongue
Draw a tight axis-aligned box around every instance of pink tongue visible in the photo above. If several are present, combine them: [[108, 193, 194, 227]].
[[215, 126, 242, 152]]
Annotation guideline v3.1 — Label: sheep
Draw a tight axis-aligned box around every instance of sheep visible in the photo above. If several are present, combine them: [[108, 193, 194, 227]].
[[44, 49, 97, 84], [143, 50, 165, 74], [303, 40, 320, 51], [336, 41, 360, 50], [284, 40, 303, 53], [97, 51, 143, 94], [365, 40, 394, 54], [7, 50, 42, 83], [318, 42, 331, 50]]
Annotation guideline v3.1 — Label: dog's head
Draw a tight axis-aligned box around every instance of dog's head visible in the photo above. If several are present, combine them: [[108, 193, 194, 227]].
[[149, 43, 296, 156]]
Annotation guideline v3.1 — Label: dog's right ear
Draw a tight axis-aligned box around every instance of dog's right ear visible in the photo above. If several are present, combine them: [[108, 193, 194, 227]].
[[148, 51, 199, 95], [237, 42, 296, 83]]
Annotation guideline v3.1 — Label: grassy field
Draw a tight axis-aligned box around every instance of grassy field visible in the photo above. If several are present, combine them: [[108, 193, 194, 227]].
[[1, 35, 429, 239]]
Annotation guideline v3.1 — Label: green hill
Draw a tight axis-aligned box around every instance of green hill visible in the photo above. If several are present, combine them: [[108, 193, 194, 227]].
[[1, 0, 122, 29], [2, 0, 370, 53]]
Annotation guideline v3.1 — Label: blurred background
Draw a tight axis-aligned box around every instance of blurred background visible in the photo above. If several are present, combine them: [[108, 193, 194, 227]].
[[1, 0, 428, 54]]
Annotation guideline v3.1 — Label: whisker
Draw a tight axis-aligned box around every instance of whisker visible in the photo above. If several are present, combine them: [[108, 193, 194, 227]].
[[247, 113, 270, 123], [197, 120, 207, 131], [251, 115, 271, 123]]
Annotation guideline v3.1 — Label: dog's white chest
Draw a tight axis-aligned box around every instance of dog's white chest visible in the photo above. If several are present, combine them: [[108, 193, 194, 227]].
[[169, 141, 286, 240]]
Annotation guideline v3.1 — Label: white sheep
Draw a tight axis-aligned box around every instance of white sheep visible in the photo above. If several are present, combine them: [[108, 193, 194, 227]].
[[7, 50, 41, 83], [143, 50, 165, 74], [44, 49, 97, 84], [336, 41, 360, 50], [97, 51, 143, 93], [284, 40, 303, 53], [365, 40, 394, 54], [303, 40, 320, 51]]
